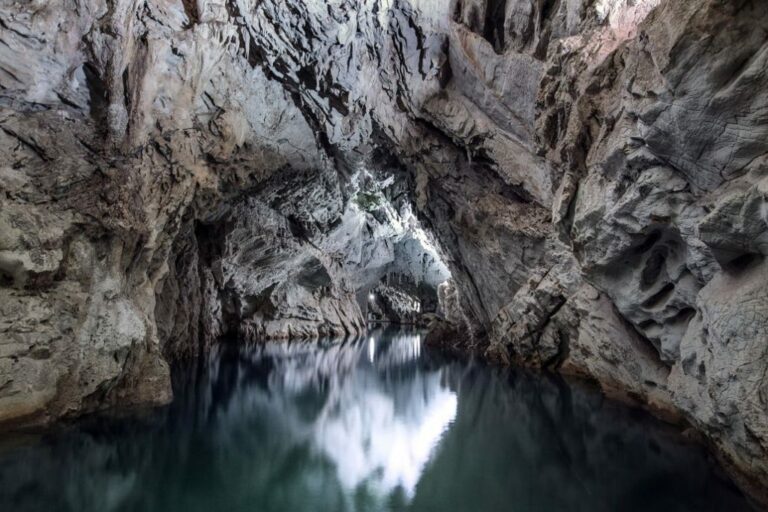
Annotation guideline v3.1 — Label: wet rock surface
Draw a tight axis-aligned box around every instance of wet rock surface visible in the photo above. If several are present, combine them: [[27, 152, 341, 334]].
[[1, 0, 768, 502]]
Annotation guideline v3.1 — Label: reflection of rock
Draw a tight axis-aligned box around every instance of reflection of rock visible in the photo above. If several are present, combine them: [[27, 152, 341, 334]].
[[412, 361, 750, 512], [312, 363, 456, 497], [367, 330, 423, 369], [0, 330, 750, 511], [202, 329, 457, 500]]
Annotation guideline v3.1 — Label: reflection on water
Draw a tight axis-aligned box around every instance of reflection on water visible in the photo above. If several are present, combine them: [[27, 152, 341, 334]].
[[236, 332, 456, 499], [0, 328, 754, 512]]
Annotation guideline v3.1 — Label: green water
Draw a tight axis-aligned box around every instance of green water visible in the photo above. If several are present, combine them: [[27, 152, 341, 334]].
[[0, 328, 753, 511]]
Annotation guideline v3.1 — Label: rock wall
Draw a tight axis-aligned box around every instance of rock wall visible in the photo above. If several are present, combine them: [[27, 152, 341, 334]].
[[2, 0, 768, 501], [369, 284, 423, 325]]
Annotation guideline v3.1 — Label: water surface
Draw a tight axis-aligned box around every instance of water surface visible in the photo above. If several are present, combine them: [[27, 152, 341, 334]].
[[0, 328, 753, 511]]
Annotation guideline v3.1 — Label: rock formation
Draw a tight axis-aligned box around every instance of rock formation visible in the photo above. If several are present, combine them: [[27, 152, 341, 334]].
[[368, 284, 423, 325], [1, 0, 768, 502]]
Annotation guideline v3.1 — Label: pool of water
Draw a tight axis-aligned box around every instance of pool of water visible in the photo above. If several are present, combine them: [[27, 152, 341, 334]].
[[0, 328, 753, 511]]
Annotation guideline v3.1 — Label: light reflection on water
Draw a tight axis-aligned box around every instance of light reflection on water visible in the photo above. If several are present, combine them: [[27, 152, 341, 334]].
[[0, 328, 754, 512], [230, 331, 456, 498]]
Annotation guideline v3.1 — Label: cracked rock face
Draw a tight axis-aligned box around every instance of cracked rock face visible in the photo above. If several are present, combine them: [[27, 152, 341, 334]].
[[1, 0, 768, 501]]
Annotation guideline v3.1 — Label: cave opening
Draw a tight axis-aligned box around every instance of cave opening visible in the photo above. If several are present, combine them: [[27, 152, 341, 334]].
[[155, 159, 455, 359]]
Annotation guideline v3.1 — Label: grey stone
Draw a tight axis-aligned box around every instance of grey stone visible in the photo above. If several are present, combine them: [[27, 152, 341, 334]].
[[2, 0, 768, 502]]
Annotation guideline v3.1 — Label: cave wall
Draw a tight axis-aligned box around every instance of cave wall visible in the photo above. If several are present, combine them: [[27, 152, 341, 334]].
[[155, 166, 445, 349], [2, 0, 768, 499]]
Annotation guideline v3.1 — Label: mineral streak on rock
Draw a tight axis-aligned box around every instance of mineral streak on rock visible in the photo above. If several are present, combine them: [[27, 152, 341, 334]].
[[1, 0, 768, 502]]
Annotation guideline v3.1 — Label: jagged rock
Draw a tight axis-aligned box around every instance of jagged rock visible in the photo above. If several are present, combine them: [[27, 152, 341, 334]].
[[2, 0, 768, 502], [369, 284, 423, 325], [436, 279, 463, 324], [669, 258, 768, 496]]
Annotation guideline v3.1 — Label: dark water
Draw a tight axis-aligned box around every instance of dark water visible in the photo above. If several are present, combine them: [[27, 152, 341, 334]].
[[0, 328, 753, 512]]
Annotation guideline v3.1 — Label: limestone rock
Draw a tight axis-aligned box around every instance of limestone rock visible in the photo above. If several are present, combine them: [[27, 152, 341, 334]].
[[2, 0, 768, 501], [369, 284, 423, 325]]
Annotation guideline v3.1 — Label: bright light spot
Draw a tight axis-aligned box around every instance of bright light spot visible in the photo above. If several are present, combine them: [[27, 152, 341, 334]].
[[368, 337, 375, 363], [368, 294, 375, 301]]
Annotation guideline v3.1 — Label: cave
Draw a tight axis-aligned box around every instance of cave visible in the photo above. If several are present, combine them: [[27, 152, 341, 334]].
[[1, 0, 768, 510]]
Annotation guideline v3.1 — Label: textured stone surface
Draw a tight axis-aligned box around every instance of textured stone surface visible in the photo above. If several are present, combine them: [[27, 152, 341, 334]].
[[1, 0, 768, 501], [369, 283, 423, 325]]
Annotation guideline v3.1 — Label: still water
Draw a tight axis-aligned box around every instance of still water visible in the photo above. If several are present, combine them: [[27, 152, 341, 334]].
[[0, 328, 753, 512]]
